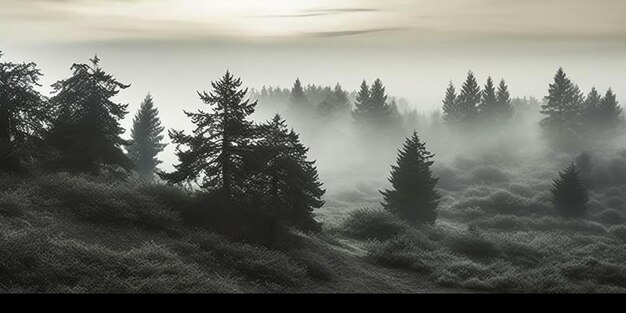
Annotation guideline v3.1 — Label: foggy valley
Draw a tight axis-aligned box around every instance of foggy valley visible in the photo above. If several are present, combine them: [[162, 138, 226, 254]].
[[1, 0, 626, 295]]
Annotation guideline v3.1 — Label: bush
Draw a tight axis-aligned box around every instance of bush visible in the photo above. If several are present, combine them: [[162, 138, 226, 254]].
[[34, 174, 180, 230], [446, 227, 501, 260], [341, 209, 410, 241], [0, 229, 236, 292], [609, 225, 626, 242]]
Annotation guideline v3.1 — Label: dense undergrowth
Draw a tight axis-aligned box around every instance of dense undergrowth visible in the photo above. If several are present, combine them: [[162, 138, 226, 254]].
[[1, 146, 625, 293]]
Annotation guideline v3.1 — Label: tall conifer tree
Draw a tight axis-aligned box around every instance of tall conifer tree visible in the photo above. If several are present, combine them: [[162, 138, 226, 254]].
[[253, 114, 325, 232], [160, 71, 257, 199], [0, 52, 48, 172], [442, 81, 460, 126], [46, 55, 132, 174], [127, 93, 166, 177], [380, 131, 440, 225], [540, 68, 584, 139], [456, 71, 481, 128]]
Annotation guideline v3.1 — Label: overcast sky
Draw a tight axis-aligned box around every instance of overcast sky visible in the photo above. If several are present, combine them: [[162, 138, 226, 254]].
[[2, 0, 626, 169]]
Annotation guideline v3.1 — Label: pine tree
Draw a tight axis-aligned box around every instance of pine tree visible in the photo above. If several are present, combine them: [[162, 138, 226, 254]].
[[456, 71, 481, 128], [127, 93, 166, 177], [352, 78, 396, 128], [352, 80, 371, 124], [289, 78, 309, 113], [0, 52, 48, 172], [479, 76, 497, 121], [317, 83, 350, 119], [551, 163, 589, 218], [540, 68, 584, 139], [595, 88, 623, 133], [380, 131, 440, 225], [46, 55, 132, 174], [582, 87, 602, 130], [253, 114, 325, 232], [442, 81, 460, 126], [160, 71, 257, 199], [495, 79, 514, 122]]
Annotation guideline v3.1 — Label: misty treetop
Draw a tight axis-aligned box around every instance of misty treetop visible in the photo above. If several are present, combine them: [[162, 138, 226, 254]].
[[442, 72, 514, 130], [0, 51, 48, 172], [352, 78, 402, 132], [127, 93, 166, 178], [161, 70, 257, 197], [45, 55, 133, 174], [541, 68, 623, 147], [380, 130, 440, 225]]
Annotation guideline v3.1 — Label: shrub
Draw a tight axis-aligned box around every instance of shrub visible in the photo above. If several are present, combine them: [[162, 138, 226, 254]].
[[341, 209, 410, 241], [609, 225, 626, 242], [446, 227, 501, 260]]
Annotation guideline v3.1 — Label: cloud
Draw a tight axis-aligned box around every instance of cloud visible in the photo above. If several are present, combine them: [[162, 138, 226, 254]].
[[250, 7, 379, 19], [302, 27, 407, 38]]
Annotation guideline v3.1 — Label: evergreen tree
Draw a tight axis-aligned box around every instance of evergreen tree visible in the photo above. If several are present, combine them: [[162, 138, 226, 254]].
[[0, 52, 48, 172], [317, 83, 350, 119], [540, 68, 584, 139], [479, 76, 497, 121], [289, 78, 309, 114], [46, 55, 132, 174], [582, 87, 602, 130], [380, 131, 440, 225], [551, 163, 589, 218], [160, 71, 257, 199], [352, 80, 371, 124], [253, 114, 325, 232], [495, 79, 514, 122], [456, 71, 481, 127], [442, 81, 460, 126], [127, 93, 166, 177], [595, 88, 623, 133], [352, 78, 396, 128]]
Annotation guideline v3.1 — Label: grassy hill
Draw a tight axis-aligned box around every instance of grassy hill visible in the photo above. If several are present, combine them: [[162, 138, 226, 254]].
[[1, 167, 625, 293]]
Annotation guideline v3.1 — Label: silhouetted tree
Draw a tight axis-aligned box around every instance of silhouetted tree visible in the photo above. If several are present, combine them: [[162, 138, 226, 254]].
[[352, 78, 398, 129], [160, 71, 257, 200], [595, 88, 623, 134], [380, 130, 440, 225], [253, 114, 325, 232], [582, 87, 602, 130], [540, 68, 584, 140], [495, 79, 514, 122], [456, 71, 481, 128], [317, 83, 350, 119], [289, 78, 309, 114], [127, 93, 166, 177], [0, 52, 48, 172], [479, 76, 497, 121], [46, 55, 132, 174], [442, 81, 460, 126], [551, 163, 589, 218]]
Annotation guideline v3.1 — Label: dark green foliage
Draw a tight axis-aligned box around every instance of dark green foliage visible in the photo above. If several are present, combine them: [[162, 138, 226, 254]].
[[380, 131, 440, 225], [551, 163, 589, 218], [160, 71, 257, 199], [127, 93, 166, 177], [289, 78, 310, 113], [442, 81, 460, 126], [478, 76, 497, 121], [595, 89, 623, 134], [495, 79, 514, 122], [540, 68, 584, 141], [45, 55, 132, 175], [341, 208, 409, 241], [251, 114, 325, 233], [0, 52, 48, 173], [352, 79, 400, 130], [455, 71, 481, 128], [316, 84, 350, 119]]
